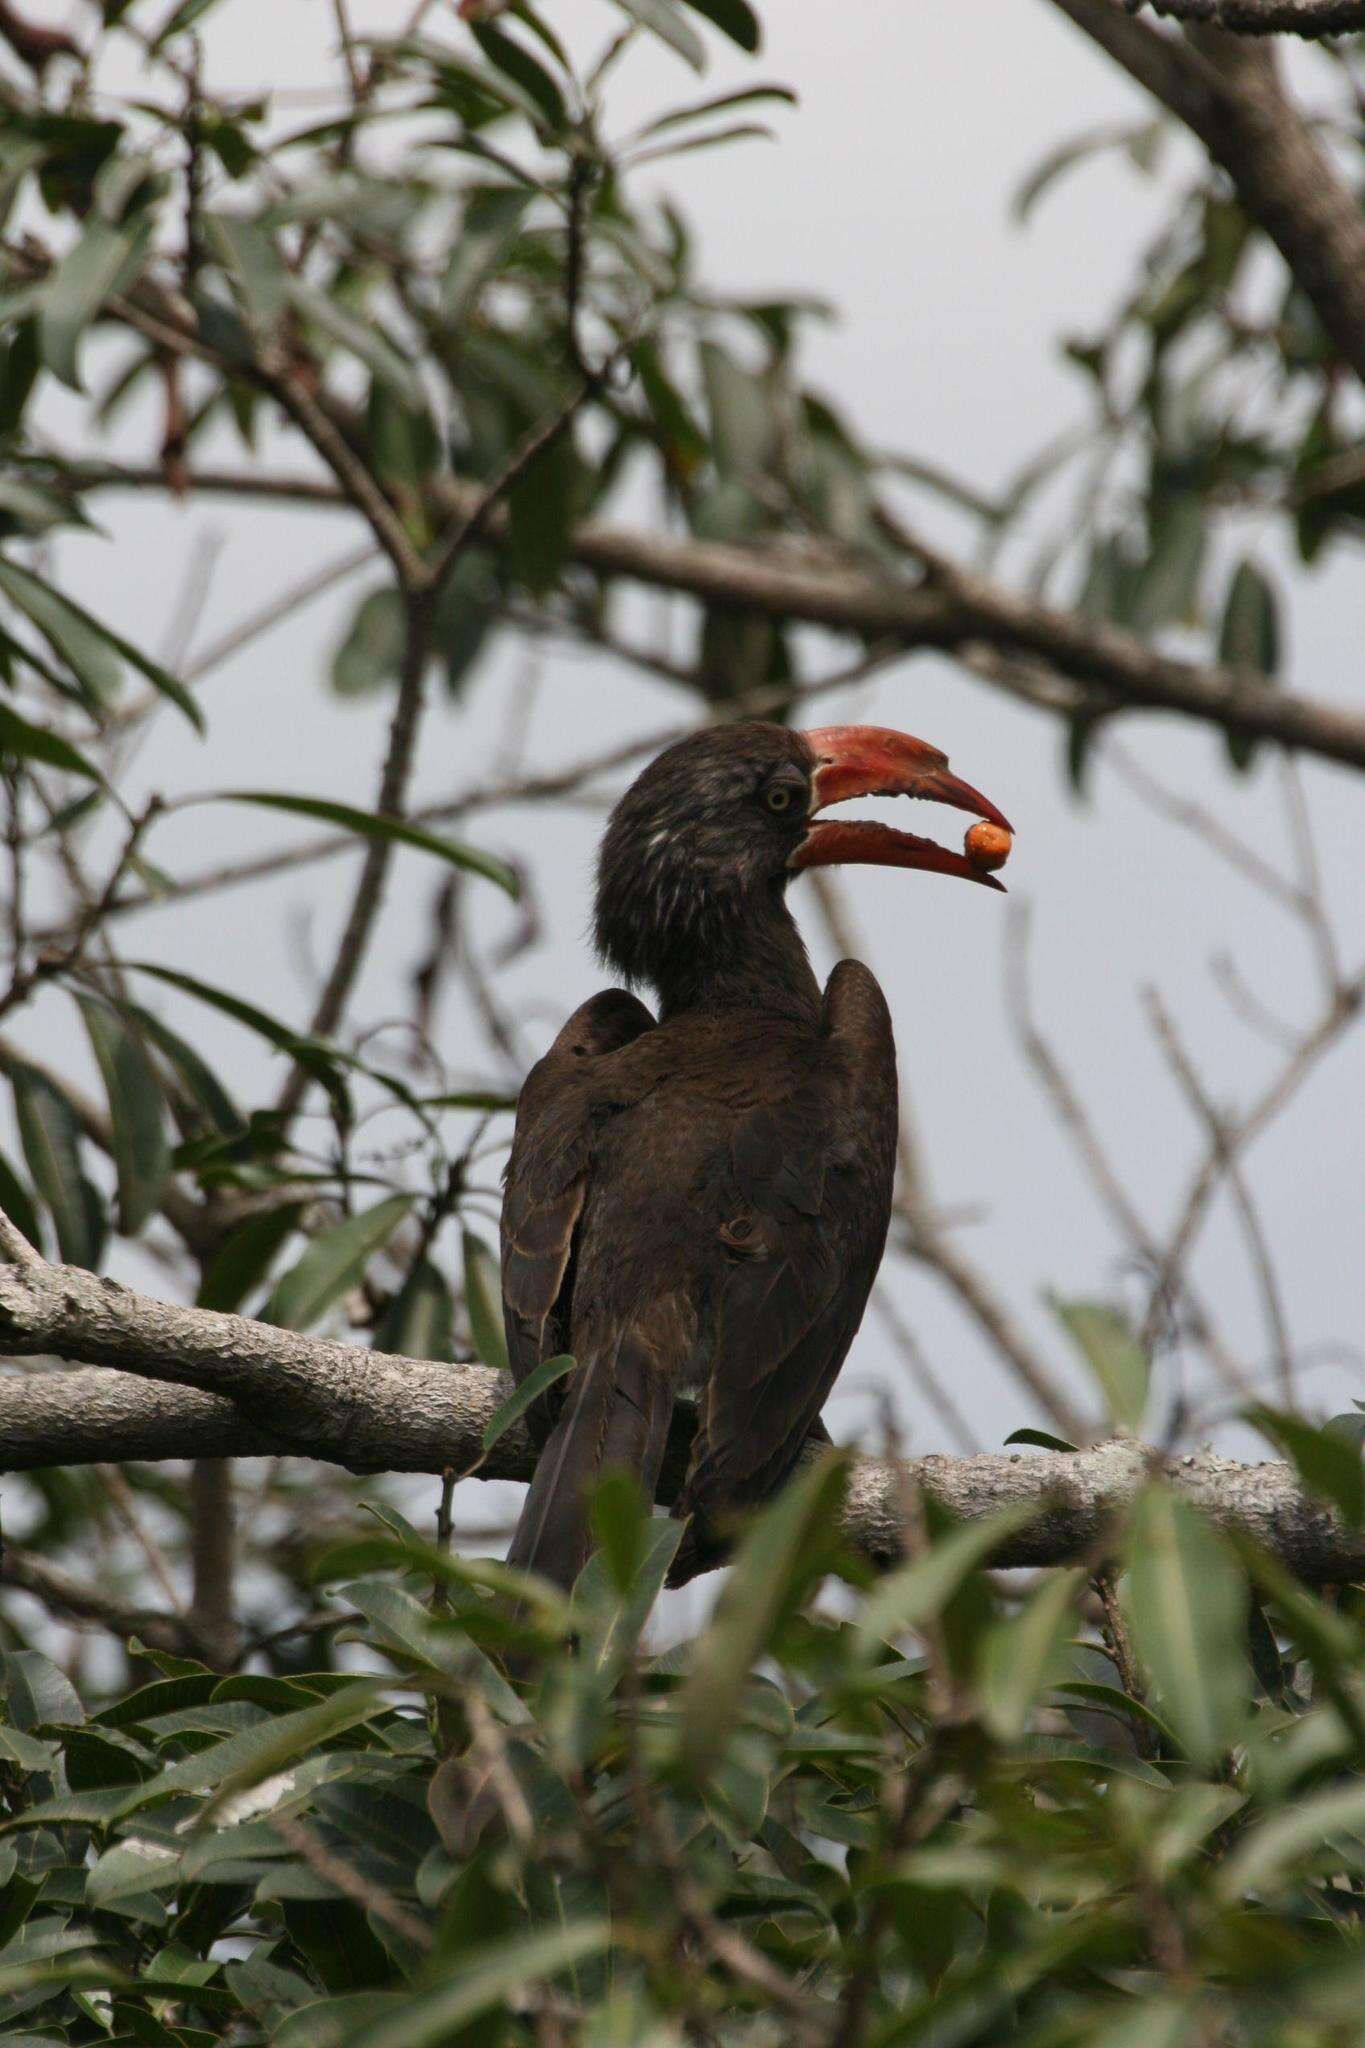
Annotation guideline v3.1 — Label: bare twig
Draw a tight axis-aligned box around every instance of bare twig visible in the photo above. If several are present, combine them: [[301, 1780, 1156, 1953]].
[[1142, 968, 1364, 1354], [1143, 987, 1295, 1400]]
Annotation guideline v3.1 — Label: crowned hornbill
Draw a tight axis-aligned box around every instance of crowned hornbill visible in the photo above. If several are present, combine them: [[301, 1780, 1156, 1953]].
[[500, 721, 1011, 1588]]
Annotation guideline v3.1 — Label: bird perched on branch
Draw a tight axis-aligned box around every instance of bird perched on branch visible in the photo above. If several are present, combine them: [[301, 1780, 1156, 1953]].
[[500, 720, 1011, 1589]]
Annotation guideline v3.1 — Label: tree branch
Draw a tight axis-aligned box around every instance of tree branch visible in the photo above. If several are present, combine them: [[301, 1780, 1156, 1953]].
[[1, 1258, 1362, 1580], [1052, 0, 1365, 384], [64, 460, 1365, 775]]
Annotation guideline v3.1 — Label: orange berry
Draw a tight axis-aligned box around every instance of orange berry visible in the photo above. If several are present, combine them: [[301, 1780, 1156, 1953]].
[[964, 821, 1012, 871]]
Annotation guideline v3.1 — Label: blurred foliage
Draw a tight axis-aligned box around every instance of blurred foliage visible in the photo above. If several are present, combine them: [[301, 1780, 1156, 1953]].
[[3, 1457, 1365, 2044]]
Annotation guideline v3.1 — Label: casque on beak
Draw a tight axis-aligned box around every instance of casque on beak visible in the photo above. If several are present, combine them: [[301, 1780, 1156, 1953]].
[[790, 725, 1014, 892]]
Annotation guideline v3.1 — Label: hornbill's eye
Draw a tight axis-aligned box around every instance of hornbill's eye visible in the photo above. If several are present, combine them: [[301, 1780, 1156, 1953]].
[[764, 784, 793, 814]]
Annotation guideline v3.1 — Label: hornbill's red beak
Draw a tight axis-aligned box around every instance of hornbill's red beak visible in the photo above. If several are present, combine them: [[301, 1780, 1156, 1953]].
[[791, 725, 1014, 892]]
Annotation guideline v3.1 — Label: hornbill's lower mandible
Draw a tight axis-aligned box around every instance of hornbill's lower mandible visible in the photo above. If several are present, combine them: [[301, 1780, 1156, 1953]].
[[499, 721, 1012, 1588]]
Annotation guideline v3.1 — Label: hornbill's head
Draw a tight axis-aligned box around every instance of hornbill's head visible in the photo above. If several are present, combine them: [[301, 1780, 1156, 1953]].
[[595, 720, 1012, 987]]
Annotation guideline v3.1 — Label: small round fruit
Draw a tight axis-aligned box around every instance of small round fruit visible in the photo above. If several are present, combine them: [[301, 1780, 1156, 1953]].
[[964, 821, 1012, 872]]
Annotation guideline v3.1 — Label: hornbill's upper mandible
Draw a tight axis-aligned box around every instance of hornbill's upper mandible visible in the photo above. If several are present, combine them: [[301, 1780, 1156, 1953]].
[[499, 720, 1012, 1588]]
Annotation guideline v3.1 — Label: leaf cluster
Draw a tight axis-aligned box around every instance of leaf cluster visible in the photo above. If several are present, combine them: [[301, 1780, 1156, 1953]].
[[3, 1449, 1364, 2045]]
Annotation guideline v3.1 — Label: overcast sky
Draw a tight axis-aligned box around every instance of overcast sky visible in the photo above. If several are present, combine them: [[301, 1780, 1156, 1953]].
[[22, 1, 1365, 1534]]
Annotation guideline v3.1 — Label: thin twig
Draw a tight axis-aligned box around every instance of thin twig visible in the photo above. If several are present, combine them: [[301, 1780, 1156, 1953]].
[[1143, 987, 1295, 1402]]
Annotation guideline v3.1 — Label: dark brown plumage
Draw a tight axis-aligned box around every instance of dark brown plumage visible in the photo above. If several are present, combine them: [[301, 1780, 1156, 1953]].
[[500, 721, 1010, 1588]]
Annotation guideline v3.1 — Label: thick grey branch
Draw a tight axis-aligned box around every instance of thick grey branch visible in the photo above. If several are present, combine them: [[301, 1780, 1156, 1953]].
[[0, 1260, 1362, 1580]]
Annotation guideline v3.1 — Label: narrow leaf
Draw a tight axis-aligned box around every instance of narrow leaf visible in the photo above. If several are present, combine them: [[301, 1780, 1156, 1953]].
[[77, 994, 170, 1236], [471, 23, 568, 132], [977, 1568, 1085, 1741], [39, 215, 150, 390], [121, 1000, 243, 1135], [219, 790, 517, 896], [374, 1255, 455, 1362], [679, 1451, 850, 1781], [126, 961, 349, 1113], [0, 701, 101, 781], [197, 1202, 302, 1314], [0, 1144, 43, 1253], [1220, 558, 1280, 773], [482, 1353, 577, 1454], [1122, 1485, 1250, 1768], [1003, 1427, 1079, 1453], [1051, 1295, 1148, 1432], [287, 280, 423, 408], [11, 1061, 105, 1268], [462, 1227, 508, 1372], [0, 556, 203, 731], [612, 0, 705, 69], [680, 0, 761, 50], [345, 1924, 612, 2048], [264, 1193, 413, 1332], [1245, 1404, 1363, 1529], [857, 1504, 1037, 1656]]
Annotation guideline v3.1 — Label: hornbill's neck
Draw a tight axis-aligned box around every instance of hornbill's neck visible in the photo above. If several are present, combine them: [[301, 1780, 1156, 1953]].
[[650, 883, 823, 1027]]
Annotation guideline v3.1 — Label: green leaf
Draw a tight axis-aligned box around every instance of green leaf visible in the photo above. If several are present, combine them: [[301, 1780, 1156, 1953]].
[[1245, 1405, 1363, 1529], [679, 0, 761, 49], [346, 1923, 612, 2048], [1012, 122, 1153, 225], [462, 1227, 509, 1372], [11, 1060, 105, 1268], [122, 1680, 388, 1822], [2, 1646, 85, 1729], [1122, 1485, 1250, 1768], [218, 791, 518, 896], [263, 1193, 413, 1331], [1221, 1778, 1365, 1898], [482, 1352, 577, 1454], [700, 338, 775, 478], [196, 1202, 302, 1313], [331, 586, 405, 697], [679, 1451, 850, 1782], [86, 1839, 181, 1908], [150, 0, 224, 51], [77, 994, 170, 1236], [0, 556, 204, 730], [39, 214, 150, 390], [1050, 1295, 1148, 1432], [856, 1504, 1037, 1657], [635, 85, 794, 142], [374, 1255, 455, 1361], [120, 1000, 243, 1135], [507, 425, 577, 595], [206, 212, 288, 329], [1003, 1427, 1079, 1453], [977, 1568, 1085, 1741], [612, 0, 705, 70], [275, 1993, 403, 2048], [472, 24, 568, 132], [0, 1143, 43, 1253], [1131, 495, 1205, 635], [0, 701, 101, 781], [1219, 558, 1280, 772], [287, 279, 424, 408], [125, 961, 349, 1112], [1219, 558, 1279, 675]]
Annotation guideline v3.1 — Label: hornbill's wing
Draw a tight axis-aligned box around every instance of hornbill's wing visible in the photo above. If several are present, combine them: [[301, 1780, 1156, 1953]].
[[500, 988, 655, 1432], [669, 960, 896, 1582]]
